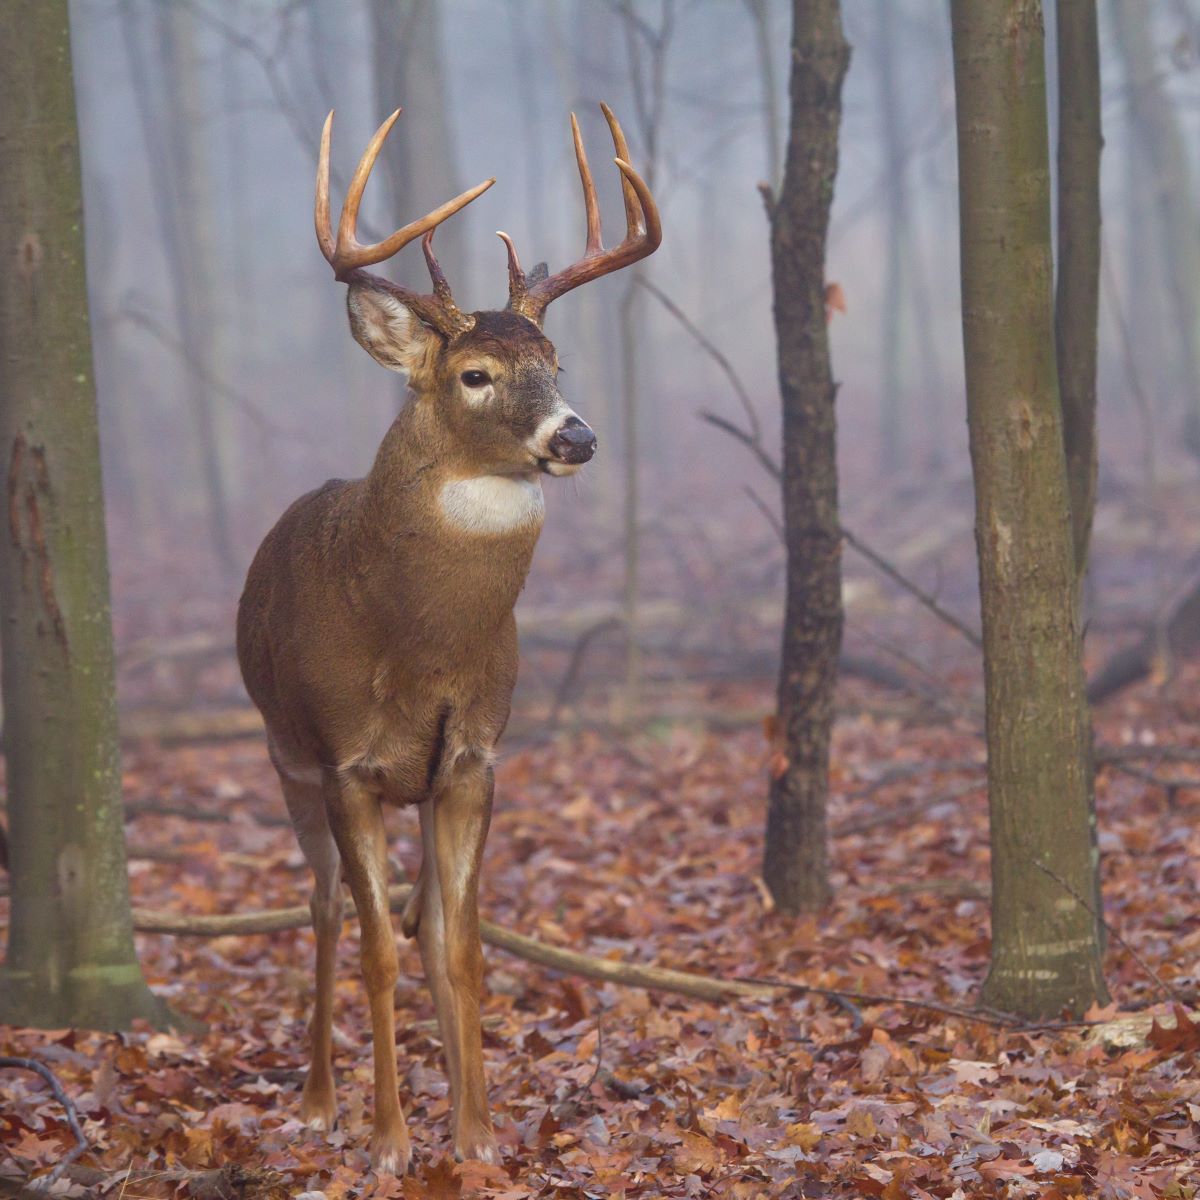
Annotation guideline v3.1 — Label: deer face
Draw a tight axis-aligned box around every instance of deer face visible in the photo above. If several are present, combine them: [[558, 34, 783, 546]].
[[347, 292, 595, 478]]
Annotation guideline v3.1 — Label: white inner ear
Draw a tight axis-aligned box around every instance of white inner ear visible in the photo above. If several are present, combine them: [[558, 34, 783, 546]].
[[347, 287, 432, 376]]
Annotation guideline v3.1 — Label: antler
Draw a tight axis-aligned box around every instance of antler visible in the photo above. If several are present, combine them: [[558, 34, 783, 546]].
[[500, 104, 662, 327], [316, 109, 495, 339]]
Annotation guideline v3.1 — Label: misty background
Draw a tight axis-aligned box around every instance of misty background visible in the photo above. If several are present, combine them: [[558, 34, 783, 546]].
[[68, 0, 1200, 716]]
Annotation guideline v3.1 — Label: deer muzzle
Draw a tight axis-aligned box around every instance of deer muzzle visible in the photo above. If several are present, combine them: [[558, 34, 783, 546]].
[[547, 415, 597, 465]]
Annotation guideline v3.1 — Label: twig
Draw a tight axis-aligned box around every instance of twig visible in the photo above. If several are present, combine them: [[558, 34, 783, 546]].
[[1028, 858, 1179, 1006], [743, 485, 783, 541], [699, 410, 782, 479], [833, 779, 982, 838], [698, 415, 982, 651], [638, 278, 763, 442], [547, 617, 622, 729], [839, 525, 982, 650], [0, 1057, 89, 1187]]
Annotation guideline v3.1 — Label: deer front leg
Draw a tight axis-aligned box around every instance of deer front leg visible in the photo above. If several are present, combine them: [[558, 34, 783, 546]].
[[324, 773, 411, 1175], [417, 758, 497, 1163], [280, 774, 343, 1133]]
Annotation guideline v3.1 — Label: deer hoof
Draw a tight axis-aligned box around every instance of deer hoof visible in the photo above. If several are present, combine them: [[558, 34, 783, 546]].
[[370, 1126, 413, 1176], [454, 1129, 500, 1164], [299, 1078, 338, 1133]]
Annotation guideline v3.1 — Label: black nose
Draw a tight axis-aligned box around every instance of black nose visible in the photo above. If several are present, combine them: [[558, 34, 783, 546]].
[[548, 416, 596, 464]]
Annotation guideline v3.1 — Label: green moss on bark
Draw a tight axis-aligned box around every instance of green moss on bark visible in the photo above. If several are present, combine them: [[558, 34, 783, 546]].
[[0, 0, 172, 1031]]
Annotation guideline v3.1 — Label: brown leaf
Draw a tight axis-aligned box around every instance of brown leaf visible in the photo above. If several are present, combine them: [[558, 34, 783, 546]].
[[1148, 1004, 1200, 1053]]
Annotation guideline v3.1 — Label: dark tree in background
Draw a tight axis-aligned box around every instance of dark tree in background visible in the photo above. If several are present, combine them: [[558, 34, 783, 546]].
[[0, 0, 169, 1030], [762, 0, 850, 916], [1055, 0, 1105, 944], [1056, 0, 1102, 579], [951, 0, 1108, 1019]]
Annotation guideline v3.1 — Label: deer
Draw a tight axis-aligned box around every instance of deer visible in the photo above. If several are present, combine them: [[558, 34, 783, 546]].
[[236, 104, 660, 1173]]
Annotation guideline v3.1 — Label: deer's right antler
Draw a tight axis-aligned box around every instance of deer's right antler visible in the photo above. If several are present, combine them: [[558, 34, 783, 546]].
[[500, 104, 662, 327], [316, 109, 494, 339]]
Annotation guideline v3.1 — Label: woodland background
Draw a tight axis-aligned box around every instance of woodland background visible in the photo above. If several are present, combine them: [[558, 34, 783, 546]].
[[3, 1, 1200, 1197]]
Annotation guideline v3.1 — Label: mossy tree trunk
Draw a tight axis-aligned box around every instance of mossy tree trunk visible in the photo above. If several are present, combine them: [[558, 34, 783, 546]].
[[950, 0, 1108, 1019], [762, 0, 849, 916], [0, 0, 171, 1030]]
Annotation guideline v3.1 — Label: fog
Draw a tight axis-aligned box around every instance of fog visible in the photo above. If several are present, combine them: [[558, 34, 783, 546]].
[[66, 0, 1200, 714]]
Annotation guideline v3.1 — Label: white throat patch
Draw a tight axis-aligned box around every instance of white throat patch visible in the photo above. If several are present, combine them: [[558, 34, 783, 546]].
[[438, 475, 545, 535]]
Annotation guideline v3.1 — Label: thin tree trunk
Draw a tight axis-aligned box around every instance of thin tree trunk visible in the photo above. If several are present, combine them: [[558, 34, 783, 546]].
[[876, 0, 906, 474], [1056, 0, 1101, 577], [1055, 0, 1104, 949], [369, 0, 466, 293], [0, 0, 172, 1031], [1108, 0, 1200, 449], [120, 3, 239, 580], [950, 0, 1108, 1019], [762, 0, 849, 916]]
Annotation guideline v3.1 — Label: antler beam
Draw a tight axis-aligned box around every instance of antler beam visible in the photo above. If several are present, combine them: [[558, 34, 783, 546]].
[[315, 109, 495, 339], [500, 104, 662, 327]]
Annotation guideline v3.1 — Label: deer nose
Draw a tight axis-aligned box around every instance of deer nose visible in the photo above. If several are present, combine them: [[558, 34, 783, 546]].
[[548, 416, 596, 464]]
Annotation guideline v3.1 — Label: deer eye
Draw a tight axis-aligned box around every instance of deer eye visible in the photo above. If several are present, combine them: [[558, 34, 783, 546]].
[[461, 370, 491, 388]]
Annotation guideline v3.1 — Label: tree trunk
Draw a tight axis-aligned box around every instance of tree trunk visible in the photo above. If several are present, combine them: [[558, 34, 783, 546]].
[[950, 0, 1108, 1019], [121, 4, 239, 580], [1055, 0, 1101, 577], [1108, 0, 1200, 450], [1055, 0, 1104, 951], [0, 0, 172, 1031], [875, 0, 906, 475], [762, 0, 849, 916], [369, 0, 466, 294]]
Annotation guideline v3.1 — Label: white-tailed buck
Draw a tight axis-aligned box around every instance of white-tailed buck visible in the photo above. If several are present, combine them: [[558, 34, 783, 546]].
[[237, 105, 660, 1172]]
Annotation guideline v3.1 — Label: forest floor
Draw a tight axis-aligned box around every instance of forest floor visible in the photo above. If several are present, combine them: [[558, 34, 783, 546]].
[[2, 661, 1200, 1198]]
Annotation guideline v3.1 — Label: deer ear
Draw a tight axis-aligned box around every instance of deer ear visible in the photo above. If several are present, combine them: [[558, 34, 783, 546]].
[[346, 283, 440, 377]]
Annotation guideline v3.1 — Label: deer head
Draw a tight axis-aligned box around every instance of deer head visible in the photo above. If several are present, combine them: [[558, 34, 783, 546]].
[[315, 105, 661, 480]]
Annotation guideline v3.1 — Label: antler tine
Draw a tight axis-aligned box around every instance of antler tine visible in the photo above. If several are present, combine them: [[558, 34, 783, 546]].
[[315, 108, 497, 338], [569, 113, 603, 256], [496, 231, 527, 310], [505, 104, 662, 326], [600, 103, 642, 238], [315, 110, 336, 264], [321, 107, 495, 280]]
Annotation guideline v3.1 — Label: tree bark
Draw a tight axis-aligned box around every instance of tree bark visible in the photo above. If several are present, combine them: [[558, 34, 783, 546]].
[[1055, 0, 1101, 577], [762, 0, 849, 915], [0, 0, 172, 1030], [950, 0, 1108, 1018]]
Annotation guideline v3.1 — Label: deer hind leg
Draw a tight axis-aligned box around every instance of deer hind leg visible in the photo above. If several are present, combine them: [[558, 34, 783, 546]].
[[416, 757, 498, 1164], [323, 771, 412, 1175], [278, 769, 343, 1134]]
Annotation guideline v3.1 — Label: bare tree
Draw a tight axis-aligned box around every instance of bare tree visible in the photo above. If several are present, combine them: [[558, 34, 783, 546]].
[[120, 0, 239, 578], [951, 0, 1108, 1019], [761, 0, 850, 915], [613, 0, 674, 721]]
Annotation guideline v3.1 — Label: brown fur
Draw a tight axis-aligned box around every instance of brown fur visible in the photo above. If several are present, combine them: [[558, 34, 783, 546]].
[[237, 286, 582, 1171]]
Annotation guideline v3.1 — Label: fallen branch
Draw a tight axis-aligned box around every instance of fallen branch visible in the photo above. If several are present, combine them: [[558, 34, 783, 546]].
[[132, 885, 775, 1003], [131, 887, 1093, 1032], [0, 1057, 88, 1188]]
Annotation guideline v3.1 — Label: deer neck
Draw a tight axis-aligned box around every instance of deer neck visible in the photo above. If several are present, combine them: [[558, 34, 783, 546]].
[[362, 395, 545, 553]]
